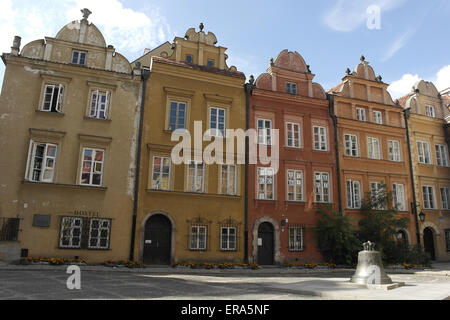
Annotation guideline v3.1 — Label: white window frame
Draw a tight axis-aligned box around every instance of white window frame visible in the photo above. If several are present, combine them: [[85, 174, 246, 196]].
[[344, 134, 358, 157], [257, 118, 272, 145], [373, 110, 383, 124], [346, 180, 361, 209], [370, 181, 385, 209], [286, 122, 301, 148], [440, 187, 450, 210], [80, 148, 105, 186], [88, 218, 111, 249], [286, 82, 298, 94], [422, 185, 436, 209], [425, 105, 435, 117], [388, 140, 401, 162], [257, 167, 274, 200], [89, 90, 110, 120], [313, 126, 327, 151], [190, 225, 207, 250], [287, 169, 303, 201], [314, 172, 330, 203], [435, 144, 449, 167], [367, 137, 381, 160], [42, 84, 64, 113], [59, 217, 83, 249], [151, 156, 171, 190], [288, 227, 304, 252], [417, 141, 431, 164], [220, 164, 237, 195], [220, 227, 236, 251], [187, 161, 205, 193], [392, 183, 406, 211], [71, 50, 87, 65], [168, 101, 187, 130], [356, 107, 366, 121], [209, 107, 226, 137], [25, 141, 58, 183]]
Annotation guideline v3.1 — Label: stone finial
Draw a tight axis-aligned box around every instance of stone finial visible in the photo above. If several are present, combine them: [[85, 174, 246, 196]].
[[270, 57, 274, 66], [360, 55, 365, 62], [249, 75, 255, 85], [363, 241, 376, 251], [395, 99, 399, 105], [306, 65, 311, 73], [10, 36, 21, 56], [345, 68, 351, 75], [199, 22, 204, 32], [376, 75, 382, 82], [81, 8, 92, 21]]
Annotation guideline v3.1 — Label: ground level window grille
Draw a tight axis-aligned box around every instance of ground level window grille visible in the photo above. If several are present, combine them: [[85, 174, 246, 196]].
[[0, 218, 20, 241], [59, 216, 111, 250], [218, 217, 241, 251], [187, 217, 211, 251], [288, 225, 304, 252]]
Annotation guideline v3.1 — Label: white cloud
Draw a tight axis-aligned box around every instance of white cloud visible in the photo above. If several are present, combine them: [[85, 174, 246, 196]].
[[323, 0, 406, 32], [435, 65, 450, 91], [388, 73, 421, 99]]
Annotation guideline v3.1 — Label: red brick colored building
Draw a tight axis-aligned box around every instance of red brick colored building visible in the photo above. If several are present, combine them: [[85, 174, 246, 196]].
[[247, 50, 338, 265]]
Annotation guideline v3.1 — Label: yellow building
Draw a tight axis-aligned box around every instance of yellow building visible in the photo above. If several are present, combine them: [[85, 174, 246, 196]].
[[400, 80, 450, 261], [0, 10, 141, 262], [132, 24, 246, 264]]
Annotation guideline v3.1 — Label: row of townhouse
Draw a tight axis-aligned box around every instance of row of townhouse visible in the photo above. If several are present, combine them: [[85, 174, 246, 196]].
[[0, 12, 449, 264]]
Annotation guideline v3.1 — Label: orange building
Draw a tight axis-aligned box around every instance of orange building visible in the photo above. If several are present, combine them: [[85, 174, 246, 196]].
[[329, 56, 416, 245], [247, 50, 338, 265]]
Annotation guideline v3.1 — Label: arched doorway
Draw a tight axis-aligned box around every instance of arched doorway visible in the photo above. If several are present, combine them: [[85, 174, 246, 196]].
[[257, 222, 274, 265], [423, 227, 436, 260], [143, 214, 172, 265]]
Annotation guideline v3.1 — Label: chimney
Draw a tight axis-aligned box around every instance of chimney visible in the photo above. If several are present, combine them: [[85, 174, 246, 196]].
[[11, 36, 21, 56]]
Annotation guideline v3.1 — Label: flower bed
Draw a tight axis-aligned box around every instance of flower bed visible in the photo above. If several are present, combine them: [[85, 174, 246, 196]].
[[20, 257, 87, 265], [101, 260, 146, 268], [172, 262, 259, 270], [283, 262, 337, 269]]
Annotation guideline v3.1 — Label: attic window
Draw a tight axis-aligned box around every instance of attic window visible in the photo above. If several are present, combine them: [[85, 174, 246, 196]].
[[72, 50, 87, 66], [186, 54, 193, 64], [286, 82, 297, 94]]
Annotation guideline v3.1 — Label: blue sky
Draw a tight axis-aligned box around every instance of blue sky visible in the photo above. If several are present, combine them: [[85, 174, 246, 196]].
[[1, 0, 449, 98]]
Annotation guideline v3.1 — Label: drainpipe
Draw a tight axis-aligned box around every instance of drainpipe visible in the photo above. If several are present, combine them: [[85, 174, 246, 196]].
[[129, 68, 150, 261], [244, 77, 255, 264], [327, 93, 343, 215], [403, 107, 421, 247]]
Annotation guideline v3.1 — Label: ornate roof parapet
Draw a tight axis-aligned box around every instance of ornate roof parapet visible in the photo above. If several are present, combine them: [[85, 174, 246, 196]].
[[184, 23, 218, 46]]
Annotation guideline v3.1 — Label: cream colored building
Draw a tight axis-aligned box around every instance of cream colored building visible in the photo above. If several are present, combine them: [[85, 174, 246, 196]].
[[0, 10, 141, 262], [400, 80, 450, 261]]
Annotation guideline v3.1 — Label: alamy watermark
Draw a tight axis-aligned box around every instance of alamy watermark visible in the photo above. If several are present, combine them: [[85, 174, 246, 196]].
[[367, 5, 381, 30], [66, 265, 81, 290]]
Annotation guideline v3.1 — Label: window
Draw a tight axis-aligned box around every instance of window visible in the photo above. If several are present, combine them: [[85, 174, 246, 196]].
[[344, 134, 358, 157], [370, 182, 385, 209], [287, 170, 303, 201], [220, 164, 237, 195], [26, 142, 57, 183], [346, 180, 361, 209], [422, 186, 436, 209], [392, 183, 406, 211], [42, 84, 64, 113], [314, 172, 330, 203], [89, 90, 109, 120], [187, 161, 204, 193], [71, 50, 87, 65], [441, 187, 450, 210], [257, 167, 274, 200], [209, 107, 226, 137], [435, 144, 449, 167], [80, 148, 104, 186], [168, 101, 186, 130], [445, 229, 450, 252], [417, 141, 431, 164], [356, 108, 366, 121], [373, 110, 383, 124], [388, 140, 401, 162], [288, 226, 304, 251], [425, 105, 435, 117], [286, 82, 297, 94], [313, 126, 327, 151], [207, 59, 214, 67], [190, 225, 207, 250], [286, 122, 301, 148], [59, 216, 111, 250], [151, 156, 171, 190], [221, 227, 236, 251], [257, 119, 272, 145], [88, 219, 111, 249], [0, 218, 20, 241], [59, 217, 83, 248], [367, 137, 381, 159], [185, 54, 193, 64]]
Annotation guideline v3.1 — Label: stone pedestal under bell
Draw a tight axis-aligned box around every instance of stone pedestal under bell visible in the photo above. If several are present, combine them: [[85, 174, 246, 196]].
[[350, 241, 392, 285]]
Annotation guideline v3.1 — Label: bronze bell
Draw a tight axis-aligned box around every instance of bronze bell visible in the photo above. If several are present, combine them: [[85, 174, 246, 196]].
[[350, 241, 392, 285]]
